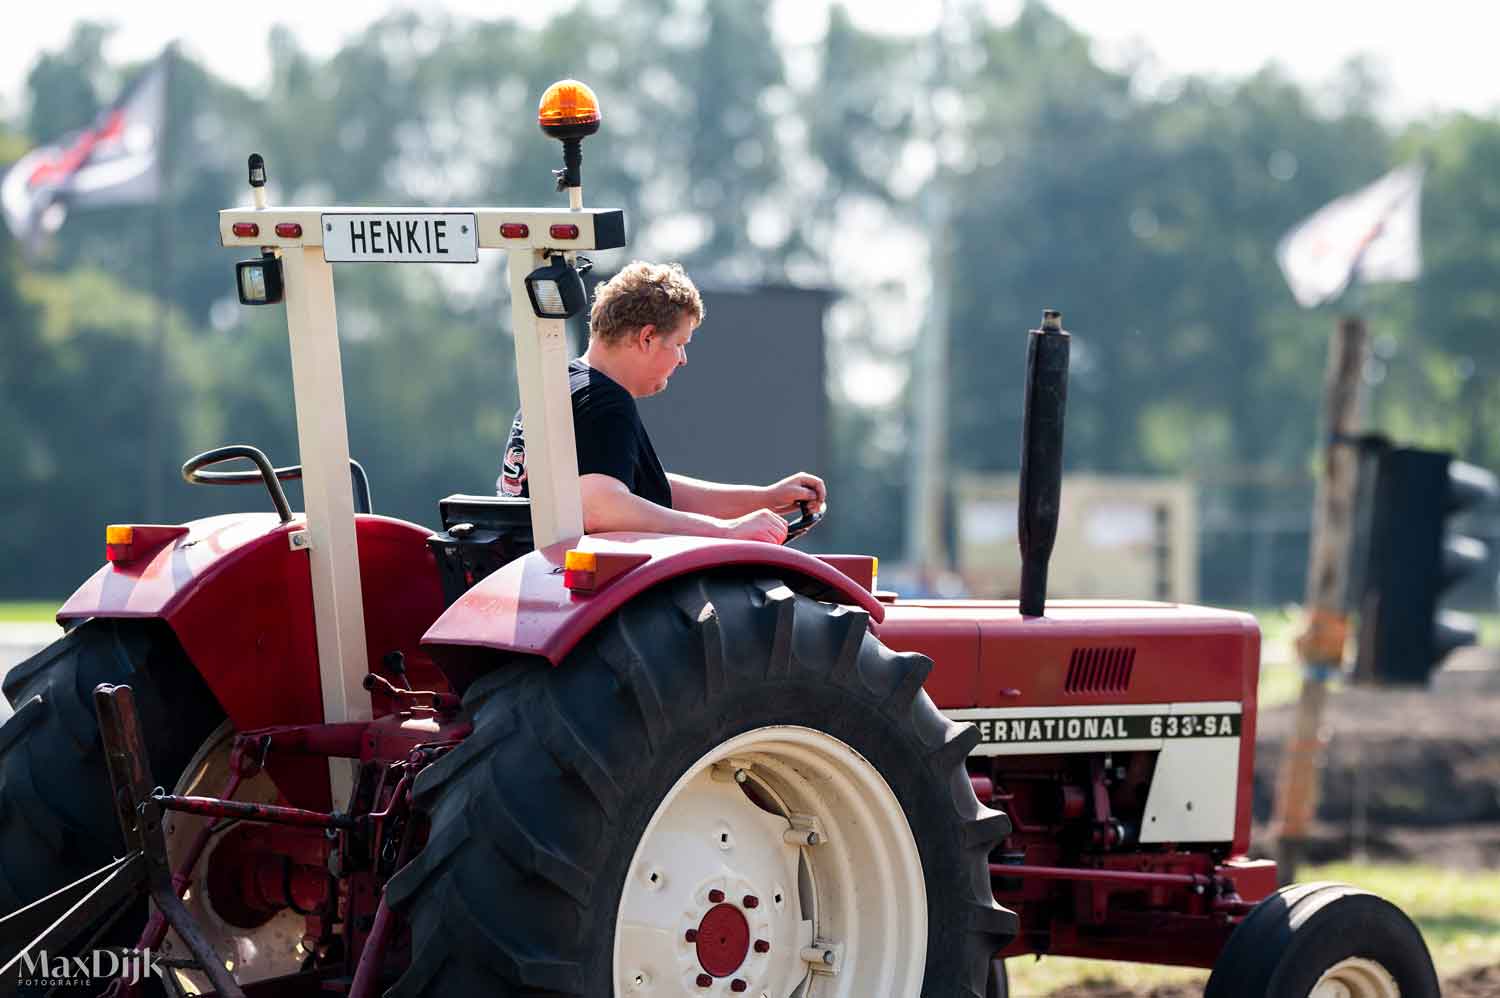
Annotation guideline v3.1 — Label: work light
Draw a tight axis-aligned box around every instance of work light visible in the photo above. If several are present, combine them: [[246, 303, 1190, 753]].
[[525, 254, 587, 319], [236, 251, 284, 306]]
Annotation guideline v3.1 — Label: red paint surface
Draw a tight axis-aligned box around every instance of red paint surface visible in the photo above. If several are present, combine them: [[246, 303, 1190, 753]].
[[1218, 857, 1278, 904], [422, 532, 885, 665], [60, 512, 448, 810], [814, 554, 877, 592], [106, 524, 189, 564], [61, 513, 294, 620], [695, 903, 751, 977], [878, 598, 1259, 854]]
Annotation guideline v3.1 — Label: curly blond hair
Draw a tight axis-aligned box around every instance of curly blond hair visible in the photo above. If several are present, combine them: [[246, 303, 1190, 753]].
[[589, 261, 705, 344]]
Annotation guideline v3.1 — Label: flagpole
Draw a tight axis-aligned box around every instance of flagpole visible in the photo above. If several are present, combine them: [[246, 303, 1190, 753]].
[[145, 44, 175, 521]]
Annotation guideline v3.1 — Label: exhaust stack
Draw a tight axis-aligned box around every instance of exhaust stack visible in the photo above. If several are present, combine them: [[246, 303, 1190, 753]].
[[1018, 309, 1071, 617]]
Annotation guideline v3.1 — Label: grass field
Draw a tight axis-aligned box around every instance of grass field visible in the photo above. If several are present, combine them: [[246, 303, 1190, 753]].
[[0, 601, 60, 624], [1248, 606, 1302, 709], [1006, 862, 1500, 996]]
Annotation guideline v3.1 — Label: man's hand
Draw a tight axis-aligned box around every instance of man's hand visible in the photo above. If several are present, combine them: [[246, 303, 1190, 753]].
[[762, 472, 826, 514], [720, 509, 789, 544]]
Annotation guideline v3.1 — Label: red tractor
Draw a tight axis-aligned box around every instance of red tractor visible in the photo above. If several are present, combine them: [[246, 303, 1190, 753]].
[[0, 81, 1437, 998]]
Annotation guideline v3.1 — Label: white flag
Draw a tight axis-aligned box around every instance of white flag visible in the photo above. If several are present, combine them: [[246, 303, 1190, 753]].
[[1276, 164, 1424, 309]]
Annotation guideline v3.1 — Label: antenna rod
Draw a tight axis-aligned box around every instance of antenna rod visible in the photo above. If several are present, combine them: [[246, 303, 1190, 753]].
[[1017, 309, 1071, 617]]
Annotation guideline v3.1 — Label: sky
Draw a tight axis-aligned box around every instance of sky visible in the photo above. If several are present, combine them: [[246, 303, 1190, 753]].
[[3, 0, 1498, 125]]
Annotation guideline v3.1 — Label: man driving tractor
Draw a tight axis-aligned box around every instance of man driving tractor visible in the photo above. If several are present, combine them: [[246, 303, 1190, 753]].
[[498, 259, 825, 544]]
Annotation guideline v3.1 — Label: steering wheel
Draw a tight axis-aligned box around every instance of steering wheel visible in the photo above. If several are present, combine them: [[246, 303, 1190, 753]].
[[783, 500, 825, 543]]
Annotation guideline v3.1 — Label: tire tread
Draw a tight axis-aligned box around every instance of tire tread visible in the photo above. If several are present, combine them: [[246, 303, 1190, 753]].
[[0, 620, 224, 922]]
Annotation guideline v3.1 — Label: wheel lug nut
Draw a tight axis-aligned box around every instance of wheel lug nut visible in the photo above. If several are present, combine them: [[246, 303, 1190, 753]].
[[696, 972, 712, 988], [743, 895, 759, 908], [730, 980, 748, 993], [754, 939, 770, 953], [709, 889, 725, 903], [685, 928, 698, 942]]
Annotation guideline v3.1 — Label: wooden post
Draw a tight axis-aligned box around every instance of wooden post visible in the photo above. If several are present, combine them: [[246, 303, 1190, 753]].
[[1271, 315, 1368, 882]]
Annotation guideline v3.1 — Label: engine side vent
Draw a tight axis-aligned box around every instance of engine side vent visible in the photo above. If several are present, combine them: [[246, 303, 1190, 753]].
[[1064, 647, 1135, 694]]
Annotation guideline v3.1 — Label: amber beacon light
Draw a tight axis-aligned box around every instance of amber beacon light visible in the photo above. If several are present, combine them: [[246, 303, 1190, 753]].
[[538, 79, 601, 139]]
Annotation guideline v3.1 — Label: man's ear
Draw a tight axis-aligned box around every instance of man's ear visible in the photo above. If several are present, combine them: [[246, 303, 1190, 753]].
[[635, 324, 658, 350]]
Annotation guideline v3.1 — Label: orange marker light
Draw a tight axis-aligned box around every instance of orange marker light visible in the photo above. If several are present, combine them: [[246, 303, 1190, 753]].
[[538, 80, 602, 138], [563, 549, 598, 592], [105, 524, 134, 562]]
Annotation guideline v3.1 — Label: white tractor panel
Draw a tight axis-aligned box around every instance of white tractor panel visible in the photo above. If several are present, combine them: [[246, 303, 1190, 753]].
[[1138, 734, 1240, 843]]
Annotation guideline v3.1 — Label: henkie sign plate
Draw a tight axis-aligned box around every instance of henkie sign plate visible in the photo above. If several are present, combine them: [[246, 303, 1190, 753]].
[[322, 212, 478, 263]]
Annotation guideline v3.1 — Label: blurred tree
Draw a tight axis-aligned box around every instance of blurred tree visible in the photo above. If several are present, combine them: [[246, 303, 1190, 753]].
[[796, 4, 945, 556], [1389, 114, 1500, 466], [24, 22, 111, 143], [0, 191, 47, 596], [675, 1, 789, 271], [947, 6, 1390, 477], [0, 267, 191, 597]]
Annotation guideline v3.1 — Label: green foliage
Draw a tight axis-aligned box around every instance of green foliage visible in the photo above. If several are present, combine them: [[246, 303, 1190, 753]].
[[5, 267, 189, 590], [0, 233, 46, 583], [942, 10, 1393, 476], [0, 603, 59, 623], [24, 22, 111, 142]]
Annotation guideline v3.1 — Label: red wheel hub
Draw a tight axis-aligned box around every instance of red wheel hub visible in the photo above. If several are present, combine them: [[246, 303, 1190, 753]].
[[694, 903, 751, 977]]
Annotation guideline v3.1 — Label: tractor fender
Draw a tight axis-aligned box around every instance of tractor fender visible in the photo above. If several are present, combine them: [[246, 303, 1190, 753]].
[[58, 513, 447, 788], [422, 531, 886, 669]]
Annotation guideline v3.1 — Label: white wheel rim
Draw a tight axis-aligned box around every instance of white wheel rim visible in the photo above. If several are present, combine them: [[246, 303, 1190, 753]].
[[159, 722, 308, 994], [613, 725, 927, 997], [1310, 956, 1402, 998]]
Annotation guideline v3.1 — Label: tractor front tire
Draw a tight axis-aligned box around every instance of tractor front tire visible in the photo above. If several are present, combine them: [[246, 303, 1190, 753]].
[[388, 573, 1016, 997], [1204, 881, 1439, 998], [0, 620, 224, 918]]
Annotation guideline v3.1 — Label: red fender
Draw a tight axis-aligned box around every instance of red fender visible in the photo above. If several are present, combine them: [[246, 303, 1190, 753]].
[[58, 513, 447, 809], [421, 532, 886, 680]]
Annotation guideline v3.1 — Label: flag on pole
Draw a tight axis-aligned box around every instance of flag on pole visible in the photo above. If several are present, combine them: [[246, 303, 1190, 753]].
[[1, 55, 168, 248], [1276, 163, 1424, 309]]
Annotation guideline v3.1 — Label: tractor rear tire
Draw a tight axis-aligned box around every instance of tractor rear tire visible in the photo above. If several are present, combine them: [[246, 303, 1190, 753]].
[[0, 619, 224, 920], [387, 573, 1016, 997], [1204, 881, 1439, 998]]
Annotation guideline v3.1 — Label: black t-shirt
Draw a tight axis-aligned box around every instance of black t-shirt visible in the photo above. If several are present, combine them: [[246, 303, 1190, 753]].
[[498, 359, 673, 508]]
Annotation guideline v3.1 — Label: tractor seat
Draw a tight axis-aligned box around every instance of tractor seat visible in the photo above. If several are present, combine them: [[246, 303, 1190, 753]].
[[428, 494, 535, 606], [437, 493, 532, 533]]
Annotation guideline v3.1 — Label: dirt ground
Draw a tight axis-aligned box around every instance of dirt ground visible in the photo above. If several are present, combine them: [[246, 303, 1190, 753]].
[[1248, 682, 1500, 869]]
